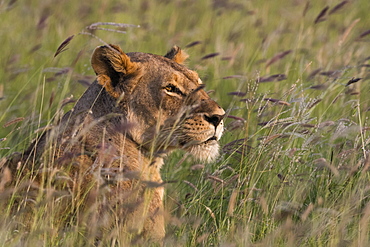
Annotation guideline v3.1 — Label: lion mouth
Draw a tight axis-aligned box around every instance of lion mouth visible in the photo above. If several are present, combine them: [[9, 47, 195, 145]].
[[180, 136, 217, 148], [203, 136, 217, 144]]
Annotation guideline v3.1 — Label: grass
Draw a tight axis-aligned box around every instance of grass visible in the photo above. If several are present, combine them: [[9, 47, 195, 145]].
[[1, 0, 370, 246]]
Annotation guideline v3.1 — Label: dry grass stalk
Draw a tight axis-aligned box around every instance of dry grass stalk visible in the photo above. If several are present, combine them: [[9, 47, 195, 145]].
[[314, 6, 329, 24], [227, 189, 238, 216], [338, 18, 360, 46], [201, 53, 220, 60], [266, 51, 291, 67], [3, 117, 25, 128], [329, 1, 349, 15], [54, 35, 74, 58]]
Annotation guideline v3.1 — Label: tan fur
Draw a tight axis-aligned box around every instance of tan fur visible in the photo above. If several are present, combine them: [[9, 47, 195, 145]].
[[3, 44, 225, 243]]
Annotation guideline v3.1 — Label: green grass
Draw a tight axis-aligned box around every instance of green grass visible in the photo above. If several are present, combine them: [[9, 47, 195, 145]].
[[1, 0, 370, 246]]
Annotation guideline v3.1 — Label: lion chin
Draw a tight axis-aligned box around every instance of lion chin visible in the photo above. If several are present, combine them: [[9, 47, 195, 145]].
[[187, 141, 220, 163], [186, 141, 220, 163]]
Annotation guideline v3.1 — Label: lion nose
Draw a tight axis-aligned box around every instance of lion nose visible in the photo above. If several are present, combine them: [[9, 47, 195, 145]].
[[204, 114, 224, 127]]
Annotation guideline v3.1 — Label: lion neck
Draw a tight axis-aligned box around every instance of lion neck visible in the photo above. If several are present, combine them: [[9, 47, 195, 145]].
[[107, 127, 165, 175], [65, 81, 165, 180]]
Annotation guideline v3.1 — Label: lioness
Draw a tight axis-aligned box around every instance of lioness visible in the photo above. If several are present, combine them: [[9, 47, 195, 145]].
[[3, 44, 225, 242]]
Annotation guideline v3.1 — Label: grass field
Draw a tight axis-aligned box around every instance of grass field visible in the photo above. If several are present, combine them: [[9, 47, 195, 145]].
[[1, 0, 370, 246]]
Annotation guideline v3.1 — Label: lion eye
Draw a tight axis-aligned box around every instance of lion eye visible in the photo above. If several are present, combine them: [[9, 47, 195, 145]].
[[164, 84, 185, 96]]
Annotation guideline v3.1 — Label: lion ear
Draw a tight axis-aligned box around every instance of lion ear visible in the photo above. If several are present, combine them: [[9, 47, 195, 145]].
[[91, 44, 139, 78], [91, 44, 139, 97], [164, 46, 189, 64]]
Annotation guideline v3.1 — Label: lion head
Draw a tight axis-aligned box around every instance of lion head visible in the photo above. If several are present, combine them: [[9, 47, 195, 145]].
[[89, 44, 225, 162]]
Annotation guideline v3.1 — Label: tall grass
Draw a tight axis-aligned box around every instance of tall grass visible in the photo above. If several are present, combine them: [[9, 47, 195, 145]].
[[1, 0, 369, 246]]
